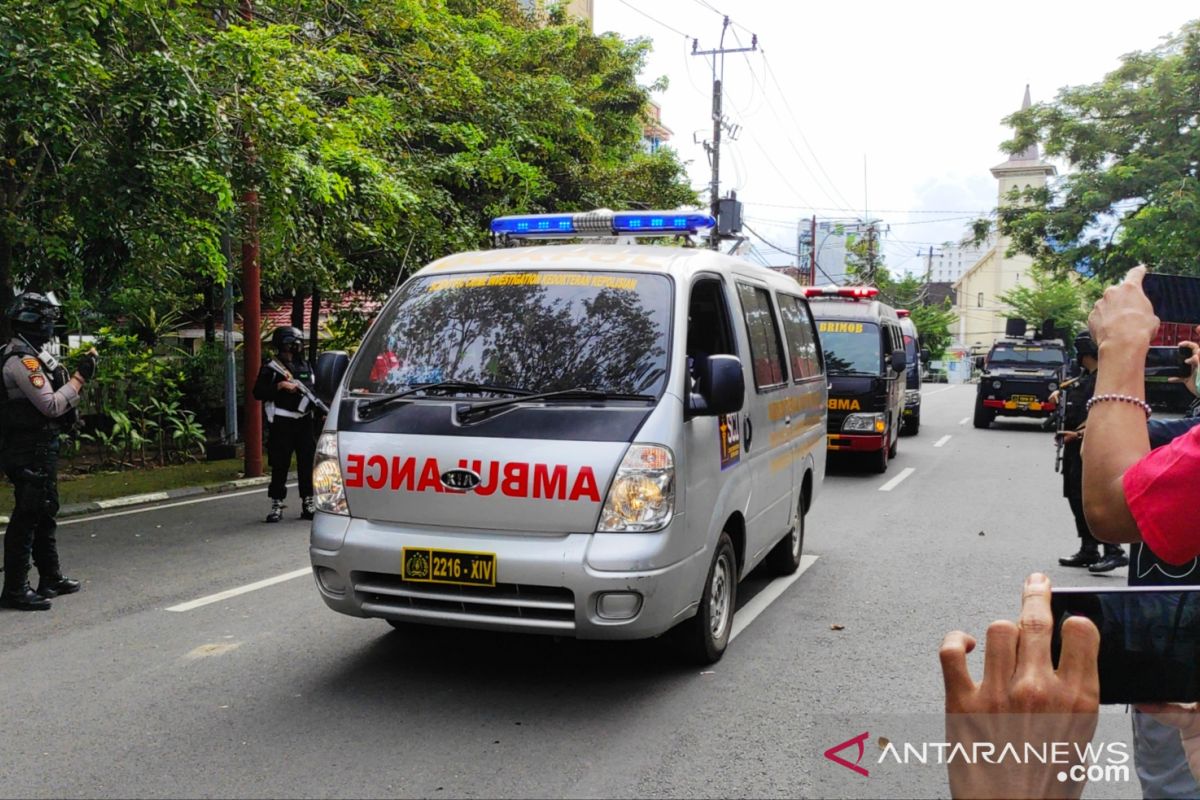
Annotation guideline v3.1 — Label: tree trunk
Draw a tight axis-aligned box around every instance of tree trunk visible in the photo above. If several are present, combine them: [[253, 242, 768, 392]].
[[308, 284, 320, 364], [290, 287, 306, 331]]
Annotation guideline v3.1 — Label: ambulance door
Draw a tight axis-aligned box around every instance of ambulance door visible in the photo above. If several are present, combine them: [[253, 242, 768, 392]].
[[733, 280, 795, 559], [777, 292, 827, 517]]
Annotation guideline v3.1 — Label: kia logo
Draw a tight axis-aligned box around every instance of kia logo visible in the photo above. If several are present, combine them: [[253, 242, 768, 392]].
[[440, 468, 482, 492]]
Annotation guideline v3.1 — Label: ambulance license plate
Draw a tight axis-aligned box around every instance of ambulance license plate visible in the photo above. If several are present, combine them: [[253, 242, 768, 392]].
[[402, 547, 497, 588], [1011, 394, 1037, 403]]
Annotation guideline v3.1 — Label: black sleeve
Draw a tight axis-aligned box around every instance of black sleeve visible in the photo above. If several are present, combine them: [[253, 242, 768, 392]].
[[252, 363, 279, 402]]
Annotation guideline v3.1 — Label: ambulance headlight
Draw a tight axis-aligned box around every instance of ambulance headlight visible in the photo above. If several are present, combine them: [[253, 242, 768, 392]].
[[598, 445, 674, 532], [842, 413, 885, 434], [313, 432, 348, 515]]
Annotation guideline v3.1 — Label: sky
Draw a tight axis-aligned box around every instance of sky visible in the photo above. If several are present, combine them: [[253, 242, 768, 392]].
[[592, 0, 1195, 276]]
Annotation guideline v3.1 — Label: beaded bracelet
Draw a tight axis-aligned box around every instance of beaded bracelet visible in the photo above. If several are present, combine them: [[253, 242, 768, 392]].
[[1085, 393, 1152, 418]]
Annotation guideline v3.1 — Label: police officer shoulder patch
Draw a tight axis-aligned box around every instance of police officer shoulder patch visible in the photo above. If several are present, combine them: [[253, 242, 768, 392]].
[[21, 357, 40, 371], [30, 373, 45, 389]]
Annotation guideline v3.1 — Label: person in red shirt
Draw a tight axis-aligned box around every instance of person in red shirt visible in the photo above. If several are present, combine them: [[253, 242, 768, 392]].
[[1083, 266, 1200, 563]]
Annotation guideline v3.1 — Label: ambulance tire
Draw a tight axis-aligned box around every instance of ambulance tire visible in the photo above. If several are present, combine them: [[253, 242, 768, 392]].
[[676, 532, 737, 664], [873, 441, 889, 473], [766, 500, 805, 576], [888, 428, 899, 459], [903, 411, 920, 436]]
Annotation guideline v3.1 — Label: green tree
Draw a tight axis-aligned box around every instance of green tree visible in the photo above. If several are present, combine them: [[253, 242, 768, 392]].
[[990, 20, 1200, 282], [997, 264, 1098, 339]]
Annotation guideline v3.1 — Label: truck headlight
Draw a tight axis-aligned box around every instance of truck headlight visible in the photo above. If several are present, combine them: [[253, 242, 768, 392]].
[[598, 444, 674, 532], [1048, 382, 1058, 392], [904, 389, 921, 405], [992, 380, 1002, 389], [312, 432, 348, 515], [842, 413, 885, 433]]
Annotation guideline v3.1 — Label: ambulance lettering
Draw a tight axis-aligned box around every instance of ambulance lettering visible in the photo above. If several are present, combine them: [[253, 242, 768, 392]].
[[344, 454, 601, 502], [828, 398, 861, 411]]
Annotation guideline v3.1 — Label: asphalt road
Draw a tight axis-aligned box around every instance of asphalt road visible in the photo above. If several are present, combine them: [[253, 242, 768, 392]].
[[0, 386, 1144, 799]]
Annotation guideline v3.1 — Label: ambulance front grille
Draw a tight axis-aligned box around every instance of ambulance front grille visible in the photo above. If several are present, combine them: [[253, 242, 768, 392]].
[[353, 572, 576, 632]]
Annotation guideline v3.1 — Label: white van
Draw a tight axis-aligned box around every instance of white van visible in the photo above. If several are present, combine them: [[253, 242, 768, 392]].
[[308, 210, 827, 662]]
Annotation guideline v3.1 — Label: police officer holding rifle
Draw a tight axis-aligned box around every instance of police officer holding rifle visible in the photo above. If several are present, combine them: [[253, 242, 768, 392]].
[[1052, 330, 1128, 572], [1, 292, 98, 610], [253, 326, 326, 523]]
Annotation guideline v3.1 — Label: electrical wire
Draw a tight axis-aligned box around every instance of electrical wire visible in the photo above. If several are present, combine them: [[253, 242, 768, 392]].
[[614, 0, 692, 40]]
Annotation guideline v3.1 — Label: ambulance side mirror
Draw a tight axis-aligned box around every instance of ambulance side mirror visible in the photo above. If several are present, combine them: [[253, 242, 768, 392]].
[[315, 350, 350, 405], [688, 354, 745, 417], [920, 348, 931, 365], [890, 351, 907, 373]]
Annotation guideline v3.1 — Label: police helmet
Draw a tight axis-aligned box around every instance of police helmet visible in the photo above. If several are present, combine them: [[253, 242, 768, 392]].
[[271, 326, 303, 352], [1074, 330, 1098, 362], [7, 292, 61, 338]]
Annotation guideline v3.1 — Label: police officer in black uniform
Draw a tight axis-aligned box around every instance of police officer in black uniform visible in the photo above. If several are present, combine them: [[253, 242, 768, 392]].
[[1055, 330, 1128, 572], [253, 326, 317, 523], [1, 292, 98, 610]]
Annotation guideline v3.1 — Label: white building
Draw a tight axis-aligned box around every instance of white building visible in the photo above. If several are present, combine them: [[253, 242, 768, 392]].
[[924, 236, 993, 285]]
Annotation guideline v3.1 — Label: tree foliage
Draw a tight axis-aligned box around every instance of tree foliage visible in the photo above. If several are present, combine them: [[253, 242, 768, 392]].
[[997, 264, 1099, 339], [992, 20, 1200, 282], [0, 0, 697, 337]]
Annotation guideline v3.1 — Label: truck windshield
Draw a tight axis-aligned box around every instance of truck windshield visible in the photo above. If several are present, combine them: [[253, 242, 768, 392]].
[[988, 345, 1065, 367], [816, 320, 881, 375], [347, 271, 673, 397]]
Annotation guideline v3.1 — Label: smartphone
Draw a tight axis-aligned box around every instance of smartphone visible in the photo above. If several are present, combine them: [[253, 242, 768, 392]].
[[1144, 345, 1194, 379], [1051, 586, 1200, 704], [1142, 272, 1200, 324]]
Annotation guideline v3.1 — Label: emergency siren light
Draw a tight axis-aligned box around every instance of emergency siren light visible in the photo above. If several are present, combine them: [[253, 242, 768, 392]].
[[803, 286, 879, 300], [490, 210, 716, 239]]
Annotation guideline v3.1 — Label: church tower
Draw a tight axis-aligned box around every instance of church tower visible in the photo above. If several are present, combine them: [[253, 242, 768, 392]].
[[952, 87, 1059, 358]]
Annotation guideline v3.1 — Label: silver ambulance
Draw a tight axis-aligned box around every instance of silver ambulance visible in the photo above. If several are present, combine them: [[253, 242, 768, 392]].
[[308, 210, 827, 662]]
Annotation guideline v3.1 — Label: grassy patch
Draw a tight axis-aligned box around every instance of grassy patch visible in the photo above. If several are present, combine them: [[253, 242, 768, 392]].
[[0, 458, 249, 516]]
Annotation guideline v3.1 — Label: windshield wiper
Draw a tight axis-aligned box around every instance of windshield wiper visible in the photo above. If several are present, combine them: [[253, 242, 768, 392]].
[[360, 381, 532, 414], [459, 387, 655, 421]]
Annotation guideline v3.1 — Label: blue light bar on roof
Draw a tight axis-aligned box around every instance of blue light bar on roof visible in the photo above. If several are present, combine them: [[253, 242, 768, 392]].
[[489, 210, 715, 238]]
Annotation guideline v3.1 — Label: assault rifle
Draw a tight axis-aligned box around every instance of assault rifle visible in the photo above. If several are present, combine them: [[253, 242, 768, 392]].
[[267, 359, 331, 415]]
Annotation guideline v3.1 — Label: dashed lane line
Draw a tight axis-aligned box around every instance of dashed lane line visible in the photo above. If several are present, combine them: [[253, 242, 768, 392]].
[[934, 435, 952, 448], [166, 567, 312, 612], [958, 416, 970, 426], [878, 467, 916, 492], [729, 555, 820, 642], [922, 386, 959, 397]]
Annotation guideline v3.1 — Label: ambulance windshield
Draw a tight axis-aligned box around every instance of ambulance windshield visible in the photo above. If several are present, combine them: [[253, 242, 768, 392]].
[[816, 320, 881, 375], [348, 271, 672, 397]]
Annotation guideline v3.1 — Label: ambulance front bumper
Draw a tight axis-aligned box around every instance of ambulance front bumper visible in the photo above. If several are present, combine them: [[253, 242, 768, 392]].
[[308, 513, 707, 640], [825, 433, 885, 452]]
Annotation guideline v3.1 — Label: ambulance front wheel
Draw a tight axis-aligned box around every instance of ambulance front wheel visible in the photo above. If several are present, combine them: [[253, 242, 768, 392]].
[[675, 532, 737, 664]]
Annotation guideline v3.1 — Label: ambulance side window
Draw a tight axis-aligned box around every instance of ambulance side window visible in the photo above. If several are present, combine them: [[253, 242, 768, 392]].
[[777, 293, 823, 381], [736, 282, 788, 390], [686, 278, 737, 382]]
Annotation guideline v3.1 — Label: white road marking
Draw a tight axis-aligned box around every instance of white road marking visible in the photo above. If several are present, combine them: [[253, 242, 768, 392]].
[[934, 435, 952, 448], [878, 467, 916, 492], [166, 567, 311, 612], [96, 491, 170, 509], [57, 481, 298, 527], [730, 555, 819, 642], [958, 416, 970, 426], [922, 386, 958, 397]]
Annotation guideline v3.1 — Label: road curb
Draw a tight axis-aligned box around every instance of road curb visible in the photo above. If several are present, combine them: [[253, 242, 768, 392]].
[[0, 471, 298, 525]]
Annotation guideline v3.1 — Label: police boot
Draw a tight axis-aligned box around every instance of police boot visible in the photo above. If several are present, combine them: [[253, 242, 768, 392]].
[[1089, 547, 1130, 574], [0, 584, 52, 611], [36, 575, 81, 598], [265, 499, 285, 523], [300, 497, 316, 521], [1059, 545, 1101, 568]]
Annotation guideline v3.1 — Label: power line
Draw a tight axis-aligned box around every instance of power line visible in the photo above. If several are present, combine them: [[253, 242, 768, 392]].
[[743, 222, 842, 285], [743, 200, 994, 214], [614, 0, 691, 39]]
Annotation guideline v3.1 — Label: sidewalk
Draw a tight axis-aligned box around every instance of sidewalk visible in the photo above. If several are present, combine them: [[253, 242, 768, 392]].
[[0, 472, 297, 525]]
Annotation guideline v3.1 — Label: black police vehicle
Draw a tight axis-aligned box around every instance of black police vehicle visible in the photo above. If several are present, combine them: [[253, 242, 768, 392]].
[[806, 286, 906, 472], [973, 332, 1067, 429]]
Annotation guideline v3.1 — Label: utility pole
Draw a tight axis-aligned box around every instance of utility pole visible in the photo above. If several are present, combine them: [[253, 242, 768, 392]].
[[692, 18, 756, 250], [239, 0, 263, 478], [809, 215, 817, 285]]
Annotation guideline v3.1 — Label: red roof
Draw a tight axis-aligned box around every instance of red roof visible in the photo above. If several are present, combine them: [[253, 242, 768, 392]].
[[261, 291, 384, 333]]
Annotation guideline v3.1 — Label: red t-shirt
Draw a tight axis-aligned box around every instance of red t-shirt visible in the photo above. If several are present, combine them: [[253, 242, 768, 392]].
[[1124, 424, 1200, 565]]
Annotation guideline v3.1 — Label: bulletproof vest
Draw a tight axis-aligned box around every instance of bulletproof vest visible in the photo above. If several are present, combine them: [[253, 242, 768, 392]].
[[1062, 370, 1096, 430], [1, 343, 74, 436]]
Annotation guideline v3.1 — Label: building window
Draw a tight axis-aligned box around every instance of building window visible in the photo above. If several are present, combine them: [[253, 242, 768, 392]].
[[977, 292, 984, 308]]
